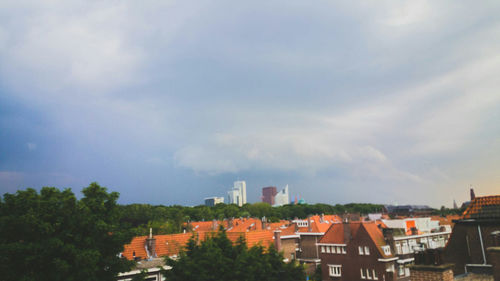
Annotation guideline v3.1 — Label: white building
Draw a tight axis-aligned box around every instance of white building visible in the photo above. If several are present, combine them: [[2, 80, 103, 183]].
[[227, 181, 247, 207], [273, 185, 289, 207], [204, 197, 224, 207]]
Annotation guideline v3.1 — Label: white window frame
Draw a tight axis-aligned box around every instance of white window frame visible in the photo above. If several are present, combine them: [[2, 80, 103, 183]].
[[342, 246, 346, 254], [331, 246, 336, 254], [336, 246, 341, 253], [382, 245, 391, 255], [326, 246, 331, 253], [359, 246, 364, 255], [321, 246, 325, 253], [364, 246, 370, 255], [328, 265, 342, 277], [361, 268, 366, 279], [366, 268, 372, 280], [373, 269, 378, 280]]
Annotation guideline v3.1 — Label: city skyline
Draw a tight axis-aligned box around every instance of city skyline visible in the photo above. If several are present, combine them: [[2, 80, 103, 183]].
[[1, 1, 500, 207]]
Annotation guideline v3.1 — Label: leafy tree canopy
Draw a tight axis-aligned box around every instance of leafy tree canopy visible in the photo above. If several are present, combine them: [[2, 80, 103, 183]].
[[164, 230, 305, 281], [0, 183, 134, 281]]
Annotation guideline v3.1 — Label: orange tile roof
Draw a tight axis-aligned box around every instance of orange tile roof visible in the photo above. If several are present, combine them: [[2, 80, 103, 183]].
[[319, 222, 393, 258], [462, 195, 500, 219], [122, 235, 148, 260], [122, 230, 276, 260], [296, 215, 342, 234]]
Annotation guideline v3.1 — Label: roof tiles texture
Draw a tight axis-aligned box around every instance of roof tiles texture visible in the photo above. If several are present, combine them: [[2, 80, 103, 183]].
[[462, 195, 500, 220]]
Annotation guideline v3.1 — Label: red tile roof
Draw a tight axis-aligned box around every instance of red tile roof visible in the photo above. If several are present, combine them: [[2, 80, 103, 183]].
[[122, 230, 275, 260], [319, 222, 393, 258], [462, 195, 500, 220]]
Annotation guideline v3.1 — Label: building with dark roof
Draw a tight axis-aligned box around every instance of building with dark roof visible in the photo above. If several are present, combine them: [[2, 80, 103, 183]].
[[443, 194, 500, 276]]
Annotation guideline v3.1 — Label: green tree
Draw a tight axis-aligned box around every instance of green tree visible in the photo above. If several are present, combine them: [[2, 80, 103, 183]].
[[164, 230, 305, 281], [0, 182, 134, 281]]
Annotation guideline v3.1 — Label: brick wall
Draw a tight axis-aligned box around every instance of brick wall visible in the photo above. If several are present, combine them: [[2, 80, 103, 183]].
[[487, 247, 500, 281], [281, 238, 298, 261], [299, 235, 320, 259], [409, 264, 454, 281]]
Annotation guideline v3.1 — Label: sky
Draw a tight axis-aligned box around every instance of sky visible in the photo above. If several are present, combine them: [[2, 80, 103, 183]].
[[1, 1, 499, 207]]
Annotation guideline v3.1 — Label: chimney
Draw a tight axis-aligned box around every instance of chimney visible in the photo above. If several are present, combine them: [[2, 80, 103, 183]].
[[274, 230, 282, 252], [411, 227, 418, 236], [307, 216, 312, 232], [471, 187, 476, 201], [320, 213, 325, 223], [212, 219, 218, 231], [146, 228, 156, 259], [410, 249, 453, 281], [261, 216, 267, 230], [343, 219, 351, 244]]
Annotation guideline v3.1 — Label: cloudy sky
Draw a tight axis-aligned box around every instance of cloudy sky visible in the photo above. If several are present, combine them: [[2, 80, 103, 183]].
[[1, 1, 499, 207]]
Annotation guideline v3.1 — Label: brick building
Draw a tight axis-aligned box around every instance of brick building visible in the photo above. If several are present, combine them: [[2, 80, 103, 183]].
[[318, 221, 398, 281], [443, 194, 500, 275]]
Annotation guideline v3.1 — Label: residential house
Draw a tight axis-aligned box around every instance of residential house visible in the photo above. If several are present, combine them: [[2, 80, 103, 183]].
[[318, 221, 398, 281]]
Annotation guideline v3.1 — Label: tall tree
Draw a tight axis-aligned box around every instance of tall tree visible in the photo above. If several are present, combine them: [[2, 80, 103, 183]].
[[164, 230, 305, 281], [0, 183, 134, 281]]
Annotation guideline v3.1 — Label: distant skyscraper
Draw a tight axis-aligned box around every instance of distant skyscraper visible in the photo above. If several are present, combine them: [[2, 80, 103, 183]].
[[204, 197, 224, 207], [262, 186, 277, 205], [227, 181, 247, 207], [234, 181, 247, 205], [273, 185, 289, 207]]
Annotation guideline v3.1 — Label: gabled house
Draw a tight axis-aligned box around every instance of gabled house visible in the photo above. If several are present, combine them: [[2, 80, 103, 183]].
[[319, 221, 398, 281]]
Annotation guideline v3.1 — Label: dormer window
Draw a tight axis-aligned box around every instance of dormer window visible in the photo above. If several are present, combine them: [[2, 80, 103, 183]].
[[364, 246, 370, 255], [381, 245, 391, 255], [359, 246, 364, 255]]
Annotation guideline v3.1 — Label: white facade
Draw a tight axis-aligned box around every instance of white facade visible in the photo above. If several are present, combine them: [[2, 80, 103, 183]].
[[227, 181, 246, 206], [204, 196, 224, 207], [273, 185, 289, 206], [233, 181, 247, 205]]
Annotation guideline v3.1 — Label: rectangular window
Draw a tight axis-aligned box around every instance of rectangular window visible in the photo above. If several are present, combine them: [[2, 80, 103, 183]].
[[342, 246, 346, 254], [366, 268, 372, 280], [361, 268, 366, 279], [359, 246, 364, 255], [331, 246, 336, 254], [396, 242, 401, 254], [373, 269, 378, 280], [336, 246, 341, 253], [364, 246, 370, 255], [326, 246, 331, 253], [328, 265, 342, 277], [321, 246, 325, 253]]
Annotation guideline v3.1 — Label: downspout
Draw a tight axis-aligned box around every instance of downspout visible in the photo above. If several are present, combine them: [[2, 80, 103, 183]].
[[478, 225, 487, 264], [315, 236, 319, 259]]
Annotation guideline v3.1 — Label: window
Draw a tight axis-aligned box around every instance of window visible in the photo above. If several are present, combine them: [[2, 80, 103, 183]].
[[373, 269, 378, 280], [326, 246, 331, 253], [364, 246, 370, 255], [366, 268, 372, 280], [361, 268, 365, 279], [398, 265, 405, 276], [328, 265, 342, 277], [395, 242, 401, 254], [342, 246, 346, 254], [359, 246, 364, 255], [321, 246, 325, 253], [386, 264, 395, 273], [336, 246, 341, 253], [382, 245, 391, 255], [331, 246, 336, 254]]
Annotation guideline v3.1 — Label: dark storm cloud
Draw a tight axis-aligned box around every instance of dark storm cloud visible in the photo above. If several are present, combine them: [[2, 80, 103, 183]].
[[1, 0, 500, 206]]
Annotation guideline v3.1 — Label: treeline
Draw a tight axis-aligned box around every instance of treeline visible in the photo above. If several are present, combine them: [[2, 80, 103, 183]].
[[119, 202, 385, 236]]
